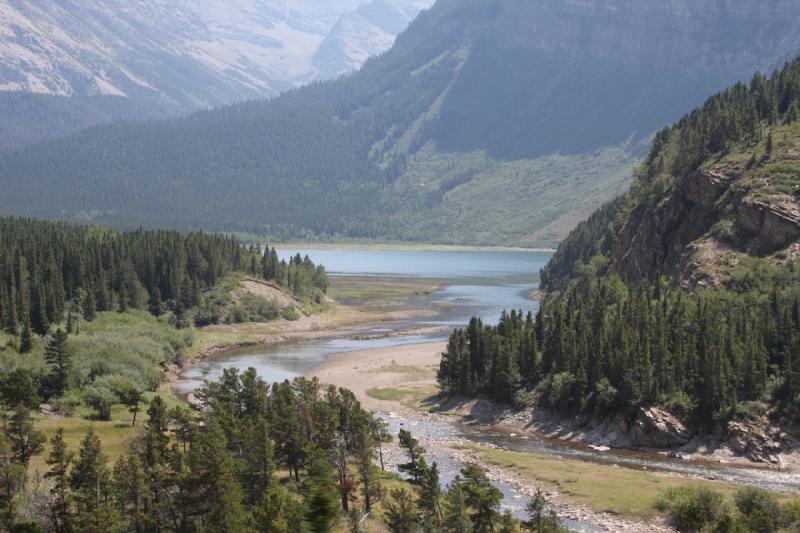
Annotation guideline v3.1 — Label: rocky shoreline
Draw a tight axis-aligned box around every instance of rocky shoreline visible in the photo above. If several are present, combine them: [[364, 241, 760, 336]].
[[379, 411, 676, 532], [443, 397, 800, 474]]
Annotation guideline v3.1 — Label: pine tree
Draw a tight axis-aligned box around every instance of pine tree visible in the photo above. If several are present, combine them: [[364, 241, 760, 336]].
[[304, 449, 340, 533], [397, 429, 426, 484], [81, 287, 96, 322], [442, 480, 471, 533], [69, 427, 119, 532], [7, 405, 45, 466], [0, 428, 26, 528], [383, 488, 419, 533], [19, 316, 33, 353], [112, 455, 147, 532], [148, 288, 163, 317], [45, 329, 71, 398], [460, 465, 501, 533], [418, 461, 442, 531], [45, 428, 75, 533]]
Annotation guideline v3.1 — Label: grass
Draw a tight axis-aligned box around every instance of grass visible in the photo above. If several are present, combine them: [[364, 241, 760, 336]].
[[387, 141, 641, 247], [328, 275, 443, 308], [373, 364, 432, 381], [366, 385, 439, 409], [21, 383, 185, 474], [366, 387, 411, 401], [464, 445, 800, 522]]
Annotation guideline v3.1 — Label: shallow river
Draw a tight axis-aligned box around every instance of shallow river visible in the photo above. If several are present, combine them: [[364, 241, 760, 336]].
[[173, 248, 799, 530]]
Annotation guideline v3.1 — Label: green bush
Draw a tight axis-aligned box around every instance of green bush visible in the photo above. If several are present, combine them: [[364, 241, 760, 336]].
[[83, 384, 118, 421], [281, 306, 300, 321], [70, 311, 190, 391], [540, 372, 576, 412], [50, 390, 83, 416], [663, 391, 696, 419], [591, 377, 619, 413], [228, 293, 281, 324], [782, 501, 800, 529], [735, 487, 781, 532], [656, 487, 727, 532]]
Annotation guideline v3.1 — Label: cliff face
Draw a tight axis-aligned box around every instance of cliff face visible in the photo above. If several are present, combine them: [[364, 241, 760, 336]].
[[607, 133, 800, 287], [492, 0, 800, 72]]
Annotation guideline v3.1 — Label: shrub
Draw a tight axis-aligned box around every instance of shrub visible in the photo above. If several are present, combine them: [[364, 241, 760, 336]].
[[591, 377, 619, 414], [50, 390, 83, 416], [83, 384, 118, 421], [656, 486, 727, 532], [281, 306, 300, 321], [735, 488, 781, 533], [540, 372, 576, 412], [228, 293, 281, 324], [782, 501, 800, 529], [663, 391, 696, 419]]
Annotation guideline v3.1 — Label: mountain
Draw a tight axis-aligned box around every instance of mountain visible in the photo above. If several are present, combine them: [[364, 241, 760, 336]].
[[3, 0, 800, 246], [0, 0, 432, 149], [542, 57, 800, 291], [439, 59, 800, 439]]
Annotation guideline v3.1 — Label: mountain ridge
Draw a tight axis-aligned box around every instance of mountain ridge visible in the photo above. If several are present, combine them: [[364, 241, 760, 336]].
[[0, 0, 432, 149], [3, 0, 800, 246]]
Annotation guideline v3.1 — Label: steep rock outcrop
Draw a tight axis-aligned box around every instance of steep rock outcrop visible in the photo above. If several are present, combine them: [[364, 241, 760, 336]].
[[629, 406, 692, 449], [735, 196, 800, 254], [611, 170, 735, 279]]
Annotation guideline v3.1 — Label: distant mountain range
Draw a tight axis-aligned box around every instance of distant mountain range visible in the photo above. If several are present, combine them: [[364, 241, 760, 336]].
[[0, 0, 432, 148], [2, 0, 800, 246]]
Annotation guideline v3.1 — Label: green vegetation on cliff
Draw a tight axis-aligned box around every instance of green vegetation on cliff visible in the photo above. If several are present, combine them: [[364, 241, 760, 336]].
[[440, 58, 800, 426]]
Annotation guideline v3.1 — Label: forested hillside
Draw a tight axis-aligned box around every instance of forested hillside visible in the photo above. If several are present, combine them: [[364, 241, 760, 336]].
[[3, 0, 800, 245], [439, 58, 800, 431], [0, 217, 328, 421]]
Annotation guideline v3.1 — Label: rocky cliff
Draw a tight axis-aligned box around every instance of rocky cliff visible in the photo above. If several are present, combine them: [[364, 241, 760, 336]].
[[0, 0, 432, 148]]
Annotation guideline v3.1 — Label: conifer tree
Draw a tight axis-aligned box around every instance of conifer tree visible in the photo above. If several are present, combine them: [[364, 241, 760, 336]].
[[460, 464, 501, 533], [7, 405, 45, 466], [0, 429, 26, 528], [304, 448, 340, 533], [45, 428, 75, 533], [19, 316, 32, 354], [69, 427, 119, 532], [397, 429, 426, 484], [383, 488, 419, 533], [419, 461, 442, 531], [442, 480, 471, 533], [45, 329, 71, 398]]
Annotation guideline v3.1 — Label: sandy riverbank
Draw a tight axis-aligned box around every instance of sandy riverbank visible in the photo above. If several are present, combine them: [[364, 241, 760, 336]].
[[308, 341, 445, 412], [168, 302, 439, 396]]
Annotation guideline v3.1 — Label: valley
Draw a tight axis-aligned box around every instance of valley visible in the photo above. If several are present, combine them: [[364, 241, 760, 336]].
[[171, 247, 800, 532], [4, 1, 800, 531]]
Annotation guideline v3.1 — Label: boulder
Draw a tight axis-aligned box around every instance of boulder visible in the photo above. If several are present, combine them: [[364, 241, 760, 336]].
[[725, 420, 782, 464], [630, 406, 691, 449]]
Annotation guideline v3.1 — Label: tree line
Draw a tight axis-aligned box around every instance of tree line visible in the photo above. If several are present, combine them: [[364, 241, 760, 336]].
[[0, 368, 564, 532], [0, 217, 329, 353], [438, 273, 800, 426]]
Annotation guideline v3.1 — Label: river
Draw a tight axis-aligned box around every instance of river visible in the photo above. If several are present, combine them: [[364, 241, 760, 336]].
[[172, 248, 799, 531]]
